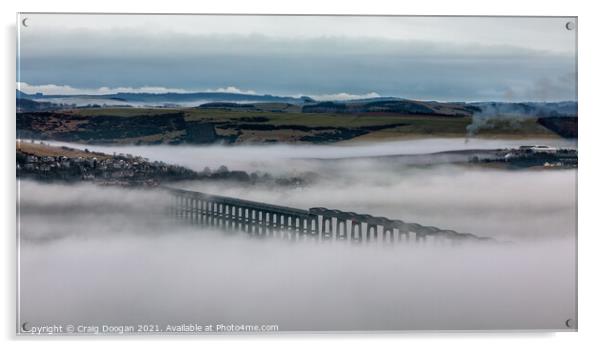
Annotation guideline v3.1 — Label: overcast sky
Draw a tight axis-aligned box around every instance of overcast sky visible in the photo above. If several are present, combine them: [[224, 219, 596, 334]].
[[17, 14, 577, 101]]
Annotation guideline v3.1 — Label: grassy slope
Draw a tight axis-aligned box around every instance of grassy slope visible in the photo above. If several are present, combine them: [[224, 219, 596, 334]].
[[63, 107, 560, 143], [17, 141, 111, 159]]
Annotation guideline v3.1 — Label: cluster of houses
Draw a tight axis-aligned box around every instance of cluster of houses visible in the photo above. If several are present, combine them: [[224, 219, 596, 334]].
[[473, 145, 578, 169], [16, 150, 198, 186], [16, 142, 319, 187]]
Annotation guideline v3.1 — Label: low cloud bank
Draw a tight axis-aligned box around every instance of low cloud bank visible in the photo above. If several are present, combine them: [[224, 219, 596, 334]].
[[18, 181, 576, 331], [19, 81, 378, 101], [37, 140, 577, 240]]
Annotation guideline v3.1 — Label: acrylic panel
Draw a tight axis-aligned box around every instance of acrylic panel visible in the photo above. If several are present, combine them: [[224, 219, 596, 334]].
[[16, 14, 577, 334]]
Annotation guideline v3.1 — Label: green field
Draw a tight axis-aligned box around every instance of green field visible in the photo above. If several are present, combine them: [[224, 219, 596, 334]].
[[28, 107, 561, 145]]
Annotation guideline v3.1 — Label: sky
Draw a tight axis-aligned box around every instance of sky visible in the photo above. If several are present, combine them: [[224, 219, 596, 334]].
[[17, 14, 577, 102]]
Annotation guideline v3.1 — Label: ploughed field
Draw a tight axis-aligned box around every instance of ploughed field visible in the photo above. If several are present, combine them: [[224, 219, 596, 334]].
[[17, 105, 566, 145]]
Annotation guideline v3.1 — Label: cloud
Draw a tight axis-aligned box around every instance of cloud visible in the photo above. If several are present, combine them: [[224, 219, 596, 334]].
[[205, 86, 257, 95], [500, 72, 577, 102], [17, 16, 577, 102], [18, 82, 86, 95], [17, 82, 258, 96], [18, 81, 381, 101], [17, 82, 188, 95], [22, 14, 577, 55], [304, 92, 381, 101], [18, 156, 576, 330], [42, 137, 577, 240]]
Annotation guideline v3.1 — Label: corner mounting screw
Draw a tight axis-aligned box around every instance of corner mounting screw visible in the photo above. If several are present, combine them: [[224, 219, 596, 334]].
[[21, 322, 30, 332]]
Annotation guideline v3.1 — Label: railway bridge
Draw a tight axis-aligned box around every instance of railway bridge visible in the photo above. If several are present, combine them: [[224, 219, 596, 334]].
[[166, 187, 490, 244]]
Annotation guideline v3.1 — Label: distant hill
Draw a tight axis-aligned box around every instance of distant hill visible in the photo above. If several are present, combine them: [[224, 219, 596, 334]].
[[302, 99, 478, 117], [537, 117, 578, 138], [16, 89, 30, 98], [27, 91, 308, 106], [16, 98, 63, 112], [18, 88, 577, 119]]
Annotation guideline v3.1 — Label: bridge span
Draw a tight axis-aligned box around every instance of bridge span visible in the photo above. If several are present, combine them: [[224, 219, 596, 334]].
[[166, 187, 491, 244]]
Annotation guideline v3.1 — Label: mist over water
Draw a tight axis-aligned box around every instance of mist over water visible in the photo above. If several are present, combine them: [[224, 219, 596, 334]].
[[18, 139, 577, 331]]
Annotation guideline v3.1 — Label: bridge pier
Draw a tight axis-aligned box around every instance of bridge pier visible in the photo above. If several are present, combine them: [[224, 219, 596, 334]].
[[273, 213, 280, 237], [309, 215, 319, 239], [416, 233, 427, 243], [218, 203, 223, 228], [302, 216, 309, 237], [276, 214, 282, 237], [276, 214, 283, 233], [231, 205, 237, 231], [243, 208, 250, 233], [366, 224, 377, 242], [189, 197, 194, 223], [336, 219, 348, 240], [291, 215, 298, 239], [321, 217, 333, 240], [250, 209, 257, 235], [281, 215, 288, 237], [398, 230, 409, 242], [166, 188, 482, 246], [261, 211, 268, 236], [179, 195, 185, 219], [383, 225, 395, 244], [265, 212, 272, 236], [212, 202, 218, 228], [350, 221, 362, 242], [175, 195, 181, 218], [192, 198, 197, 223], [224, 204, 229, 230], [178, 196, 184, 219], [232, 206, 238, 230], [256, 210, 263, 235], [179, 196, 185, 219], [211, 202, 218, 228]]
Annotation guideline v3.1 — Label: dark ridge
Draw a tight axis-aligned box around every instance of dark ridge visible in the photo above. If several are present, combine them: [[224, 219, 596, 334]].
[[217, 122, 408, 132], [17, 98, 63, 112], [302, 100, 473, 117], [198, 102, 258, 109], [238, 117, 269, 122], [302, 102, 347, 113], [361, 100, 434, 114], [537, 117, 578, 138]]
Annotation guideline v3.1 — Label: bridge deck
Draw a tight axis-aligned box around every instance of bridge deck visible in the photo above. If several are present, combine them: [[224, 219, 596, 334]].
[[165, 187, 310, 217], [164, 186, 492, 244]]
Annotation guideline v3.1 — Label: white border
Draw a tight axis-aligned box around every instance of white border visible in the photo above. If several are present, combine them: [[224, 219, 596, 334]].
[[2, 0, 601, 347]]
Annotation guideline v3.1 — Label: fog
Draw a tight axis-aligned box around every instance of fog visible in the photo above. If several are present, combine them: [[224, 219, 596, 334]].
[[45, 138, 577, 174], [18, 181, 576, 331], [38, 139, 577, 240], [178, 168, 576, 241], [18, 139, 577, 332]]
